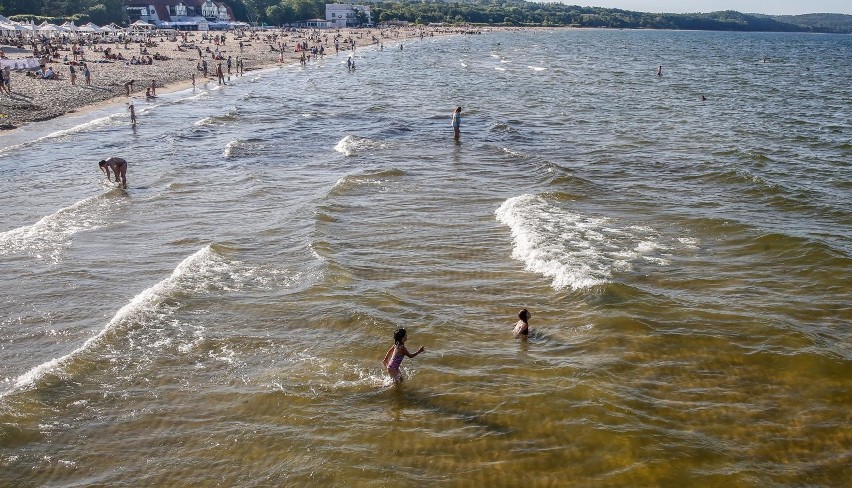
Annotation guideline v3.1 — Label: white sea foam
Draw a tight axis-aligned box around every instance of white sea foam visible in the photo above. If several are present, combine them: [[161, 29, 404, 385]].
[[173, 90, 209, 104], [0, 246, 210, 397], [0, 191, 126, 262], [268, 353, 393, 393], [136, 102, 159, 115], [333, 135, 387, 156], [501, 147, 524, 158], [43, 114, 124, 139], [223, 139, 246, 157], [0, 114, 123, 156], [0, 245, 296, 398], [528, 66, 547, 71], [495, 194, 676, 290], [222, 139, 245, 158]]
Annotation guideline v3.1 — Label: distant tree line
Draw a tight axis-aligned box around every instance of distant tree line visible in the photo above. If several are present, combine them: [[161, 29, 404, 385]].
[[1, 0, 850, 34], [0, 0, 125, 26], [768, 13, 852, 34]]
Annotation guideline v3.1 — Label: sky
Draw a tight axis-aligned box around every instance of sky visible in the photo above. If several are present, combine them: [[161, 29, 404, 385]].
[[574, 1, 852, 15]]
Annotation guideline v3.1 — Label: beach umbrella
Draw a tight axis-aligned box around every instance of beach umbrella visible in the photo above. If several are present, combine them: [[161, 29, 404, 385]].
[[61, 21, 79, 32]]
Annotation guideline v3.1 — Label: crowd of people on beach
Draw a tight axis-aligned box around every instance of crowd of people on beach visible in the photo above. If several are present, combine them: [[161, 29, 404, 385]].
[[0, 25, 479, 128]]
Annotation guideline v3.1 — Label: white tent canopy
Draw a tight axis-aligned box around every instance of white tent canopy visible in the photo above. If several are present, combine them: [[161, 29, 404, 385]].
[[1, 23, 33, 32], [78, 23, 101, 33], [38, 23, 68, 33]]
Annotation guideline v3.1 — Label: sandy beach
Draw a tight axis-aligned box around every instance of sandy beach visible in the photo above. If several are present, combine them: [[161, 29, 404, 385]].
[[0, 26, 469, 131]]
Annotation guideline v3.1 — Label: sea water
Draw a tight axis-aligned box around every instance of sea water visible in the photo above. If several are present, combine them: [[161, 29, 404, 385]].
[[0, 29, 850, 486]]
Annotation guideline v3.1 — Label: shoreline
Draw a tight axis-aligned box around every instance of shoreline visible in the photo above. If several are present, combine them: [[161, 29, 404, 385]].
[[0, 26, 476, 133]]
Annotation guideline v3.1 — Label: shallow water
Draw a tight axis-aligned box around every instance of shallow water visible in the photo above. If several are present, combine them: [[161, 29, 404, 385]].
[[1, 29, 850, 486]]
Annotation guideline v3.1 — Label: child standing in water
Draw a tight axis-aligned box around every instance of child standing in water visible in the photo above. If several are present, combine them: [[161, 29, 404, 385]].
[[382, 328, 425, 383], [513, 309, 531, 338]]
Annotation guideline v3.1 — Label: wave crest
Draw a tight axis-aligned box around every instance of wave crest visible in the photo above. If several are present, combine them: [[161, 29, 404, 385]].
[[495, 194, 687, 291], [0, 190, 127, 262], [333, 135, 388, 156]]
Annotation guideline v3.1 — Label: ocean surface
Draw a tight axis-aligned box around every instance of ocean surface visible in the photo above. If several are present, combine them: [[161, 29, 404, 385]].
[[1, 29, 850, 486]]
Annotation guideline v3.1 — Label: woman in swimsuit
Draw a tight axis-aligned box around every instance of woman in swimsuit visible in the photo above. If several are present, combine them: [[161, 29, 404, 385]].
[[381, 328, 425, 383]]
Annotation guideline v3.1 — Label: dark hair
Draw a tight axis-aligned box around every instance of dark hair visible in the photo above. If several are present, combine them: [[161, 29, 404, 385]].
[[518, 309, 530, 322], [98, 160, 107, 167], [393, 328, 407, 345], [455, 106, 462, 112]]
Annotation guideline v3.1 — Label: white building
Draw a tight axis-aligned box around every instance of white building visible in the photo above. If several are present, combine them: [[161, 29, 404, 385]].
[[325, 3, 372, 28]]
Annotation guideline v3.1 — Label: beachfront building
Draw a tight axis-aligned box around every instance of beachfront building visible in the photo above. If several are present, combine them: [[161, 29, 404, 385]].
[[292, 19, 334, 29], [127, 0, 235, 29], [325, 4, 372, 28]]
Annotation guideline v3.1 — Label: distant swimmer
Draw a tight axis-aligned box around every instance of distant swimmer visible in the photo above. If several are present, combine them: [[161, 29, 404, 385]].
[[513, 309, 531, 338], [657, 65, 663, 77], [98, 157, 128, 189], [452, 106, 462, 141], [381, 328, 425, 384], [701, 95, 707, 101]]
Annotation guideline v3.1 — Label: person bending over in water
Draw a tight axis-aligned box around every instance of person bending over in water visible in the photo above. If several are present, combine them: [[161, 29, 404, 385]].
[[99, 157, 128, 188], [513, 309, 531, 338], [382, 328, 425, 383]]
